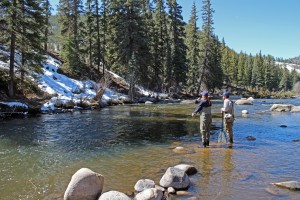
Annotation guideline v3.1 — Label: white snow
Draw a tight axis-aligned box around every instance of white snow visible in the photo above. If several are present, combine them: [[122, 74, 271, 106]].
[[276, 61, 300, 73], [0, 46, 168, 112], [0, 102, 28, 109]]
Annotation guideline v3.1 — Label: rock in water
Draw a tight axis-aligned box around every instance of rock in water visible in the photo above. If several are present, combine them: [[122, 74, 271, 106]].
[[134, 179, 155, 192], [159, 167, 190, 189], [246, 136, 256, 141], [99, 191, 131, 200], [271, 181, 300, 190], [242, 110, 249, 114], [64, 168, 104, 200], [134, 188, 163, 200], [173, 164, 198, 176]]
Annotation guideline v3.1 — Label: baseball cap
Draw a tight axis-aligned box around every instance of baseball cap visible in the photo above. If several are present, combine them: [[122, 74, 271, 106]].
[[200, 91, 209, 96], [222, 92, 229, 97]]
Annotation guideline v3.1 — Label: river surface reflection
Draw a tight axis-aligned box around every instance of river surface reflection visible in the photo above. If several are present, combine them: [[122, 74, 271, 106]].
[[0, 99, 300, 199]]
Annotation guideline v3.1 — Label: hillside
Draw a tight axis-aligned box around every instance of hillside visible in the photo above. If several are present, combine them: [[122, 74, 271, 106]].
[[286, 55, 300, 65], [0, 46, 167, 114]]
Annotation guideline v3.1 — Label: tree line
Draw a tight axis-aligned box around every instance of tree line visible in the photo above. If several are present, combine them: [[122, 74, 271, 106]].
[[0, 0, 299, 98]]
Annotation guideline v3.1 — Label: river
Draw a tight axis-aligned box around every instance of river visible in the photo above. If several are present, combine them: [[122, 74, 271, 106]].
[[0, 98, 300, 199]]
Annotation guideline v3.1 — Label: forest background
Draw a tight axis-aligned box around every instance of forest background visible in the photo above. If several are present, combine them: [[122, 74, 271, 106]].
[[1, 0, 300, 100]]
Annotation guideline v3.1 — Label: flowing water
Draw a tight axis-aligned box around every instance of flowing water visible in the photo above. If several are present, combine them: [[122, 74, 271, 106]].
[[0, 99, 300, 200]]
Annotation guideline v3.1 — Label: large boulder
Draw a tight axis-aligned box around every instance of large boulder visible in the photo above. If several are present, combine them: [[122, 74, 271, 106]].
[[272, 181, 300, 190], [159, 167, 190, 189], [270, 104, 293, 112], [134, 188, 163, 200], [235, 99, 253, 105], [99, 191, 131, 200], [64, 168, 104, 200], [134, 179, 155, 192], [173, 164, 197, 176]]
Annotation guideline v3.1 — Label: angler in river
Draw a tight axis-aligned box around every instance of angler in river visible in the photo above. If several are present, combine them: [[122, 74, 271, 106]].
[[192, 91, 212, 148]]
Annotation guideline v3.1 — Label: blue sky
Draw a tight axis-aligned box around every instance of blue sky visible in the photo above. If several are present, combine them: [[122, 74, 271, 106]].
[[50, 0, 300, 59]]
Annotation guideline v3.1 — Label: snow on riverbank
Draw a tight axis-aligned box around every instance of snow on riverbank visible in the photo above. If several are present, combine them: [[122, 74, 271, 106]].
[[0, 47, 168, 112]]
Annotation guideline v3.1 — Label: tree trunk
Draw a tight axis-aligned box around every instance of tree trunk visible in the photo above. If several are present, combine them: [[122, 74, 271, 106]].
[[8, 0, 17, 97]]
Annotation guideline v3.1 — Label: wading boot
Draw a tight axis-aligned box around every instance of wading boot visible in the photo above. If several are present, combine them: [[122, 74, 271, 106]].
[[207, 141, 209, 146], [203, 142, 207, 148]]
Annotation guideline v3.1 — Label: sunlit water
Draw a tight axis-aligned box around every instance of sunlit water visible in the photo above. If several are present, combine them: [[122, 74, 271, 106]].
[[1, 99, 300, 200]]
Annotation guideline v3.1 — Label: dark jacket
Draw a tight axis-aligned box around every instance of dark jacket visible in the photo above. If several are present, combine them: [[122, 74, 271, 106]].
[[193, 99, 212, 115]]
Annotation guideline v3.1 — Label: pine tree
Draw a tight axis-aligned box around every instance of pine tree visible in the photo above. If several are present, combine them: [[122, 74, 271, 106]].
[[152, 0, 168, 91], [106, 0, 150, 86], [58, 0, 85, 75], [1, 0, 46, 97], [220, 39, 230, 83], [264, 55, 273, 91], [167, 0, 187, 93], [244, 54, 253, 87], [279, 67, 291, 91], [237, 51, 246, 85], [185, 1, 200, 94], [198, 0, 223, 92], [85, 0, 102, 77], [254, 51, 265, 88]]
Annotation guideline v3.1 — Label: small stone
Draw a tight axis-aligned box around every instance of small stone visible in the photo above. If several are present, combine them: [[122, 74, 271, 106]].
[[167, 187, 175, 194], [242, 110, 249, 114], [246, 136, 256, 141], [176, 191, 192, 196], [280, 125, 287, 128], [134, 179, 155, 192]]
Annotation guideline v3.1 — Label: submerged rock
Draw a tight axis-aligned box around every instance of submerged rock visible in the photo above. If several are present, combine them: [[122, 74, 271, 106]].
[[64, 168, 104, 200], [264, 188, 281, 196], [271, 181, 300, 190], [159, 167, 190, 189], [99, 191, 131, 200], [280, 125, 287, 128], [246, 136, 256, 141], [172, 147, 195, 154]]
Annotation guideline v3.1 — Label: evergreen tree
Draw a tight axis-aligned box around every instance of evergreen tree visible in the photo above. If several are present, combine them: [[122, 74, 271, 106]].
[[152, 0, 168, 91], [1, 0, 46, 97], [291, 68, 299, 87], [198, 0, 222, 92], [58, 0, 85, 75], [42, 0, 51, 52], [237, 51, 246, 85], [185, 1, 200, 94], [244, 54, 253, 87], [220, 39, 230, 83], [264, 55, 273, 91], [206, 35, 223, 91], [106, 0, 150, 86], [255, 51, 265, 88], [166, 0, 187, 92], [85, 0, 102, 77], [279, 67, 291, 91]]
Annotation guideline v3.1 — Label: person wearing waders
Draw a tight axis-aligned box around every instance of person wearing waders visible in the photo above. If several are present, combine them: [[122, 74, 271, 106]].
[[221, 92, 234, 144], [192, 91, 212, 148]]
